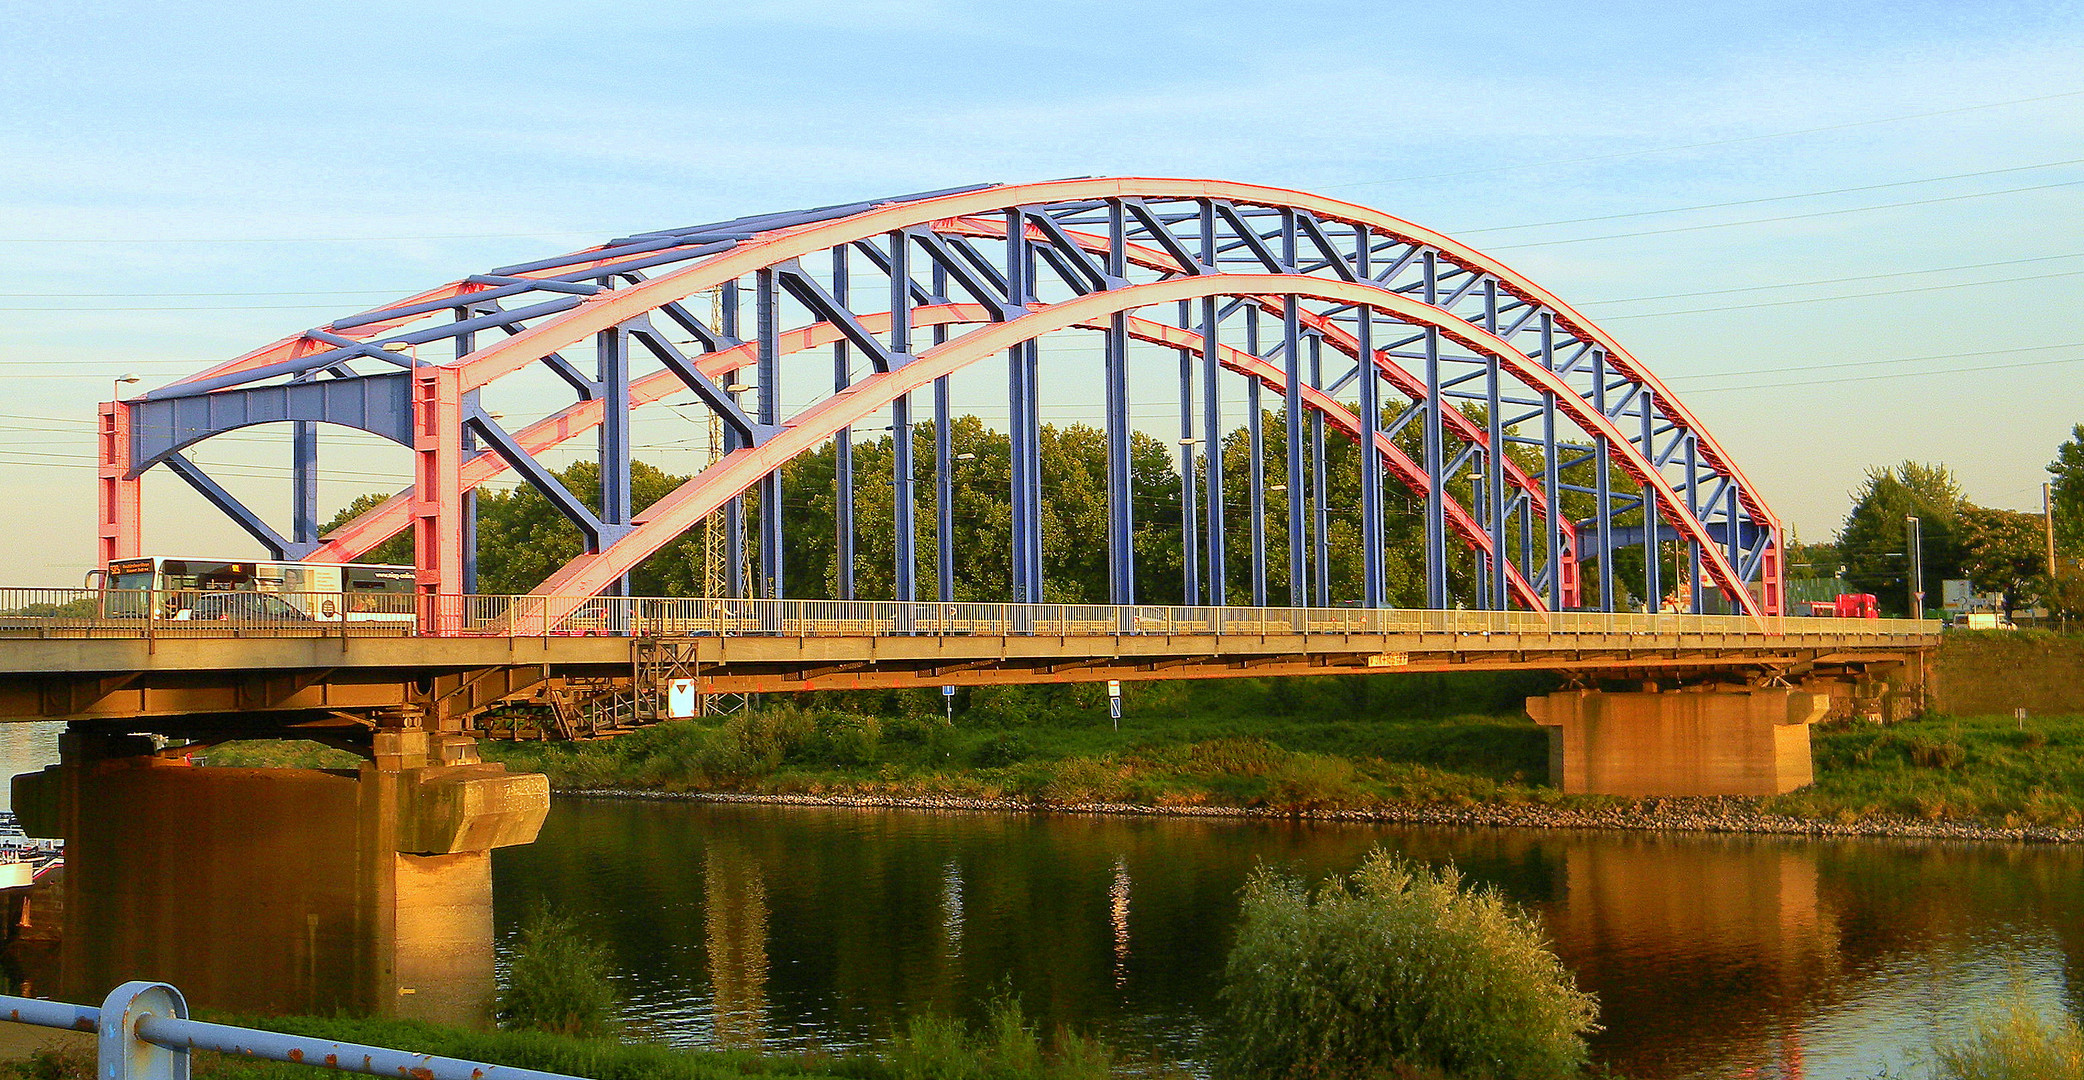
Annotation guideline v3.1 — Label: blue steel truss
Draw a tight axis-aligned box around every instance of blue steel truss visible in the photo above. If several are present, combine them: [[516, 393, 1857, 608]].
[[113, 180, 1783, 618]]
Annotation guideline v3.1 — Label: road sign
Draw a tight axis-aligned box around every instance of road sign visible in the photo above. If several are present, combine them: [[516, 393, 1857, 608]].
[[667, 678, 698, 719]]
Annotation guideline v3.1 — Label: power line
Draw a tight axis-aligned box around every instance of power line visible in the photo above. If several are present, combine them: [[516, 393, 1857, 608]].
[[1490, 178, 2084, 251], [0, 289, 405, 298], [1669, 341, 2084, 383], [1595, 268, 2084, 320], [1587, 251, 2084, 304], [0, 230, 602, 246], [1682, 353, 2084, 394], [1461, 157, 2084, 234], [1328, 87, 2084, 189]]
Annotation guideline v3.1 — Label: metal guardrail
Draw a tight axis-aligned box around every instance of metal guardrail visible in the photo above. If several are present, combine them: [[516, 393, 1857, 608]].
[[0, 982, 582, 1080], [0, 588, 1934, 641]]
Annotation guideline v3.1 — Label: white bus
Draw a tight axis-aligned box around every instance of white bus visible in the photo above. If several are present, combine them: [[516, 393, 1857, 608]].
[[91, 557, 417, 622]]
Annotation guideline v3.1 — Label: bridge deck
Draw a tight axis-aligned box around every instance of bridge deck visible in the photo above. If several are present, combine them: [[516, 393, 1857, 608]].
[[0, 593, 1936, 725]]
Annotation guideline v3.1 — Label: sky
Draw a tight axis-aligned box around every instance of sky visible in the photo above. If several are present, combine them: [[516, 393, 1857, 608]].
[[1, 0, 2081, 584]]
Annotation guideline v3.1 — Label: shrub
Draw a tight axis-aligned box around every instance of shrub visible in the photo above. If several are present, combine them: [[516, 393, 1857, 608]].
[[1909, 738, 1968, 770], [497, 904, 620, 1037], [1218, 850, 1597, 1080], [797, 711, 882, 768], [1041, 757, 1129, 804], [1932, 1001, 2084, 1079], [973, 732, 1033, 768], [1266, 752, 1359, 810], [1186, 737, 1288, 777], [884, 997, 1114, 1080]]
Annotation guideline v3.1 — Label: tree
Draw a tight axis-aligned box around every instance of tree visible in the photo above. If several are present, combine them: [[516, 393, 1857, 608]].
[[318, 493, 412, 566], [1838, 462, 1963, 616], [1956, 505, 2047, 616], [2051, 422, 2084, 558], [473, 459, 700, 596]]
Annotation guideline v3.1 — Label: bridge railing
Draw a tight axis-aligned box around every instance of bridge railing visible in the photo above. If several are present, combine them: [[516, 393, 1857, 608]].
[[0, 587, 1933, 640], [0, 981, 582, 1080]]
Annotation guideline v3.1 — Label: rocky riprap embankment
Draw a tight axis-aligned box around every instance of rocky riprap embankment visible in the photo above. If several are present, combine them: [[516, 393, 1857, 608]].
[[561, 788, 2084, 844]]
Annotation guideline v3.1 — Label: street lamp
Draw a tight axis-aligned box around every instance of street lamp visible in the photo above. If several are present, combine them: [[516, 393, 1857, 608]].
[[1905, 515, 1924, 621], [113, 373, 140, 402]]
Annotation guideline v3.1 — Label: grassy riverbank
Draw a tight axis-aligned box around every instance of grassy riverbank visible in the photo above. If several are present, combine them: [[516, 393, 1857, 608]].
[[473, 675, 2084, 830], [0, 1005, 1146, 1080]]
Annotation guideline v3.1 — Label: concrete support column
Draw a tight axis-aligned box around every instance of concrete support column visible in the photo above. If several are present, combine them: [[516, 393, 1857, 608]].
[[13, 729, 547, 1023], [1528, 687, 1829, 796]]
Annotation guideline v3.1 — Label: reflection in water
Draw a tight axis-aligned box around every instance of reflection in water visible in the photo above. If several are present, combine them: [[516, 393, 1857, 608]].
[[703, 840, 769, 1051], [0, 723, 63, 814], [494, 801, 2084, 1079], [1108, 858, 1130, 989], [941, 859, 964, 958]]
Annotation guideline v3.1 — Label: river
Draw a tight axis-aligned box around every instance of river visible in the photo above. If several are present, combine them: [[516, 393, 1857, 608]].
[[494, 796, 2084, 1080]]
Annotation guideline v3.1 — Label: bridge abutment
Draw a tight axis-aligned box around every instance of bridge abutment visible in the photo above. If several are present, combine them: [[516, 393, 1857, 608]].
[[1528, 687, 1829, 796], [12, 727, 547, 1022]]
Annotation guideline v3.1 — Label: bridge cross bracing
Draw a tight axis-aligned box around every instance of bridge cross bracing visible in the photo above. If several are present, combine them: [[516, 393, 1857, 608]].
[[101, 179, 1783, 631]]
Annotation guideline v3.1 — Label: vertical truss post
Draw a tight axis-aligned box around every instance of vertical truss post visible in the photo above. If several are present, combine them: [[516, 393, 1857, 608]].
[[291, 421, 318, 548], [1640, 388, 1662, 613], [1199, 207, 1226, 605], [933, 263, 955, 605], [1420, 250, 1448, 610], [598, 323, 633, 596], [833, 245, 856, 600], [1484, 281, 1509, 611], [1280, 215, 1307, 608], [1686, 436, 1704, 613], [1308, 332, 1329, 608], [1725, 484, 1743, 602], [1540, 314, 1564, 611], [1177, 300, 1200, 607], [1356, 304, 1386, 610], [755, 268, 783, 600], [1592, 348, 1615, 611], [722, 281, 747, 599], [97, 401, 140, 566], [1104, 201, 1136, 606], [1005, 210, 1042, 604], [411, 365, 465, 629], [1245, 305, 1267, 608], [455, 307, 479, 593], [890, 233, 916, 607]]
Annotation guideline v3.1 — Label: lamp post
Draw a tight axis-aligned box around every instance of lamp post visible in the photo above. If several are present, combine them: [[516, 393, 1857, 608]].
[[113, 373, 140, 401], [1905, 515, 1924, 622]]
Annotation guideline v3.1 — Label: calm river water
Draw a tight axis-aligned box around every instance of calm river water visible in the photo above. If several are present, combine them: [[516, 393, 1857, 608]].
[[494, 797, 2084, 1080]]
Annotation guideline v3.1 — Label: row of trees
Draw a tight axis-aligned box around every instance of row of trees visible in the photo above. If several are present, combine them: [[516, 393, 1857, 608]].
[[1798, 423, 2084, 618], [326, 406, 1663, 609]]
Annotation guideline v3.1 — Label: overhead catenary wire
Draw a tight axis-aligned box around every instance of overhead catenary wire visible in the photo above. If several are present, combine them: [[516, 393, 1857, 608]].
[[1461, 157, 2084, 234], [1490, 177, 2084, 250], [1328, 87, 2084, 189]]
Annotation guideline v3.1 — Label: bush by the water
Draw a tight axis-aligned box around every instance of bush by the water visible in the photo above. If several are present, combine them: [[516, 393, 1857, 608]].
[[886, 997, 1116, 1080], [498, 905, 621, 1036], [1219, 850, 1597, 1080], [1931, 1001, 2084, 1080]]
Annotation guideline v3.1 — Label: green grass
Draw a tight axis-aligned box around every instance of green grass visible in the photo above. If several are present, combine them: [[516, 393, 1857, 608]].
[[1769, 712, 2084, 827], [481, 675, 1570, 813], [0, 1002, 1153, 1080], [478, 672, 2084, 827]]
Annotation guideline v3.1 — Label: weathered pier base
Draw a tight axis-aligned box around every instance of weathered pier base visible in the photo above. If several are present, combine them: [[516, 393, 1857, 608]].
[[13, 729, 547, 1023], [1528, 687, 1830, 796]]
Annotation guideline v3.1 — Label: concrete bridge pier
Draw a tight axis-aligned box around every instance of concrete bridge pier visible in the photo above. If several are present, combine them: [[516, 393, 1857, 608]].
[[12, 722, 548, 1023], [1528, 686, 1832, 796]]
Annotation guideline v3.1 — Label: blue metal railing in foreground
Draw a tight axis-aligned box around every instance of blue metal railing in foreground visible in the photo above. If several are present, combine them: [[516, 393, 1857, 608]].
[[0, 982, 584, 1080]]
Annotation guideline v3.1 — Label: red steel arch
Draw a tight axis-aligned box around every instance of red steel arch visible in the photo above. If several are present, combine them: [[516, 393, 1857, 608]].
[[111, 179, 1778, 626]]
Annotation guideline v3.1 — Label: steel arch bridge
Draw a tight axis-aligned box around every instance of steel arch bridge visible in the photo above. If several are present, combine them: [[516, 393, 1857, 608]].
[[99, 179, 1783, 627]]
